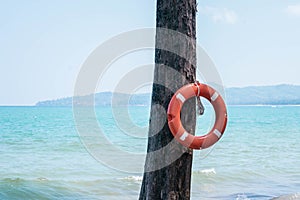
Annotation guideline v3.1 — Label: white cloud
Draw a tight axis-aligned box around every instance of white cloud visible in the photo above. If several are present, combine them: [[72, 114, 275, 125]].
[[199, 6, 238, 24], [285, 4, 300, 16]]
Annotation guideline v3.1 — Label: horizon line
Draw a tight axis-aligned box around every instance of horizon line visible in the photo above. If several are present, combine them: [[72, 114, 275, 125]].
[[1, 83, 299, 106]]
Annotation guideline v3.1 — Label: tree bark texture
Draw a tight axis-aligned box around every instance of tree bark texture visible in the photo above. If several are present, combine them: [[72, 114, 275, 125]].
[[139, 0, 197, 200]]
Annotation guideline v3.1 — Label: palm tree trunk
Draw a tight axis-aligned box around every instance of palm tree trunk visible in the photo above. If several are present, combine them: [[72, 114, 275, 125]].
[[139, 0, 197, 199]]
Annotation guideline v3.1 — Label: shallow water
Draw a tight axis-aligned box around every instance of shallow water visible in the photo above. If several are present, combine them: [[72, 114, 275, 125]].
[[0, 106, 299, 199]]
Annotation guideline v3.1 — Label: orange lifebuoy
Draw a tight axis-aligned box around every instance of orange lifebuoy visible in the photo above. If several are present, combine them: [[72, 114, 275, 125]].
[[167, 82, 227, 150]]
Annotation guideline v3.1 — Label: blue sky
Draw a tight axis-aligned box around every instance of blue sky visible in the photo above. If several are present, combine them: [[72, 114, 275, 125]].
[[1, 1, 300, 105]]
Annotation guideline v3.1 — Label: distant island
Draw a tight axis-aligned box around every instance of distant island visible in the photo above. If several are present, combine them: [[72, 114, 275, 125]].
[[36, 84, 300, 106]]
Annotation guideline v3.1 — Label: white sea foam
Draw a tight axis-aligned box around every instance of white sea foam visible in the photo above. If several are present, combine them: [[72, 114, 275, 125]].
[[236, 194, 251, 200], [121, 176, 143, 182], [195, 168, 216, 175], [272, 193, 300, 200], [37, 177, 48, 181]]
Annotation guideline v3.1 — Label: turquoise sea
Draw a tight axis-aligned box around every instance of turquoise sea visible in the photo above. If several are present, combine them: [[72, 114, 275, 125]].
[[1, 105, 300, 199]]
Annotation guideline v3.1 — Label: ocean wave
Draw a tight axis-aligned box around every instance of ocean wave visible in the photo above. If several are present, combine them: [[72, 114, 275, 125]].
[[0, 177, 131, 199], [120, 176, 143, 182], [235, 194, 251, 200], [0, 177, 86, 200], [272, 193, 300, 200], [194, 168, 216, 175], [223, 193, 275, 200], [1, 177, 51, 183]]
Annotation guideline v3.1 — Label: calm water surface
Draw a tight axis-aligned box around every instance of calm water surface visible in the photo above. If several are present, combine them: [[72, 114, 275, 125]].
[[0, 106, 299, 199]]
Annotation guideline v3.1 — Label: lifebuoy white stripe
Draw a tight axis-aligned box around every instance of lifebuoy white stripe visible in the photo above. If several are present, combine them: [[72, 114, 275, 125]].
[[211, 92, 219, 101], [176, 93, 186, 103], [196, 84, 201, 96], [213, 129, 222, 138], [180, 131, 189, 141]]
